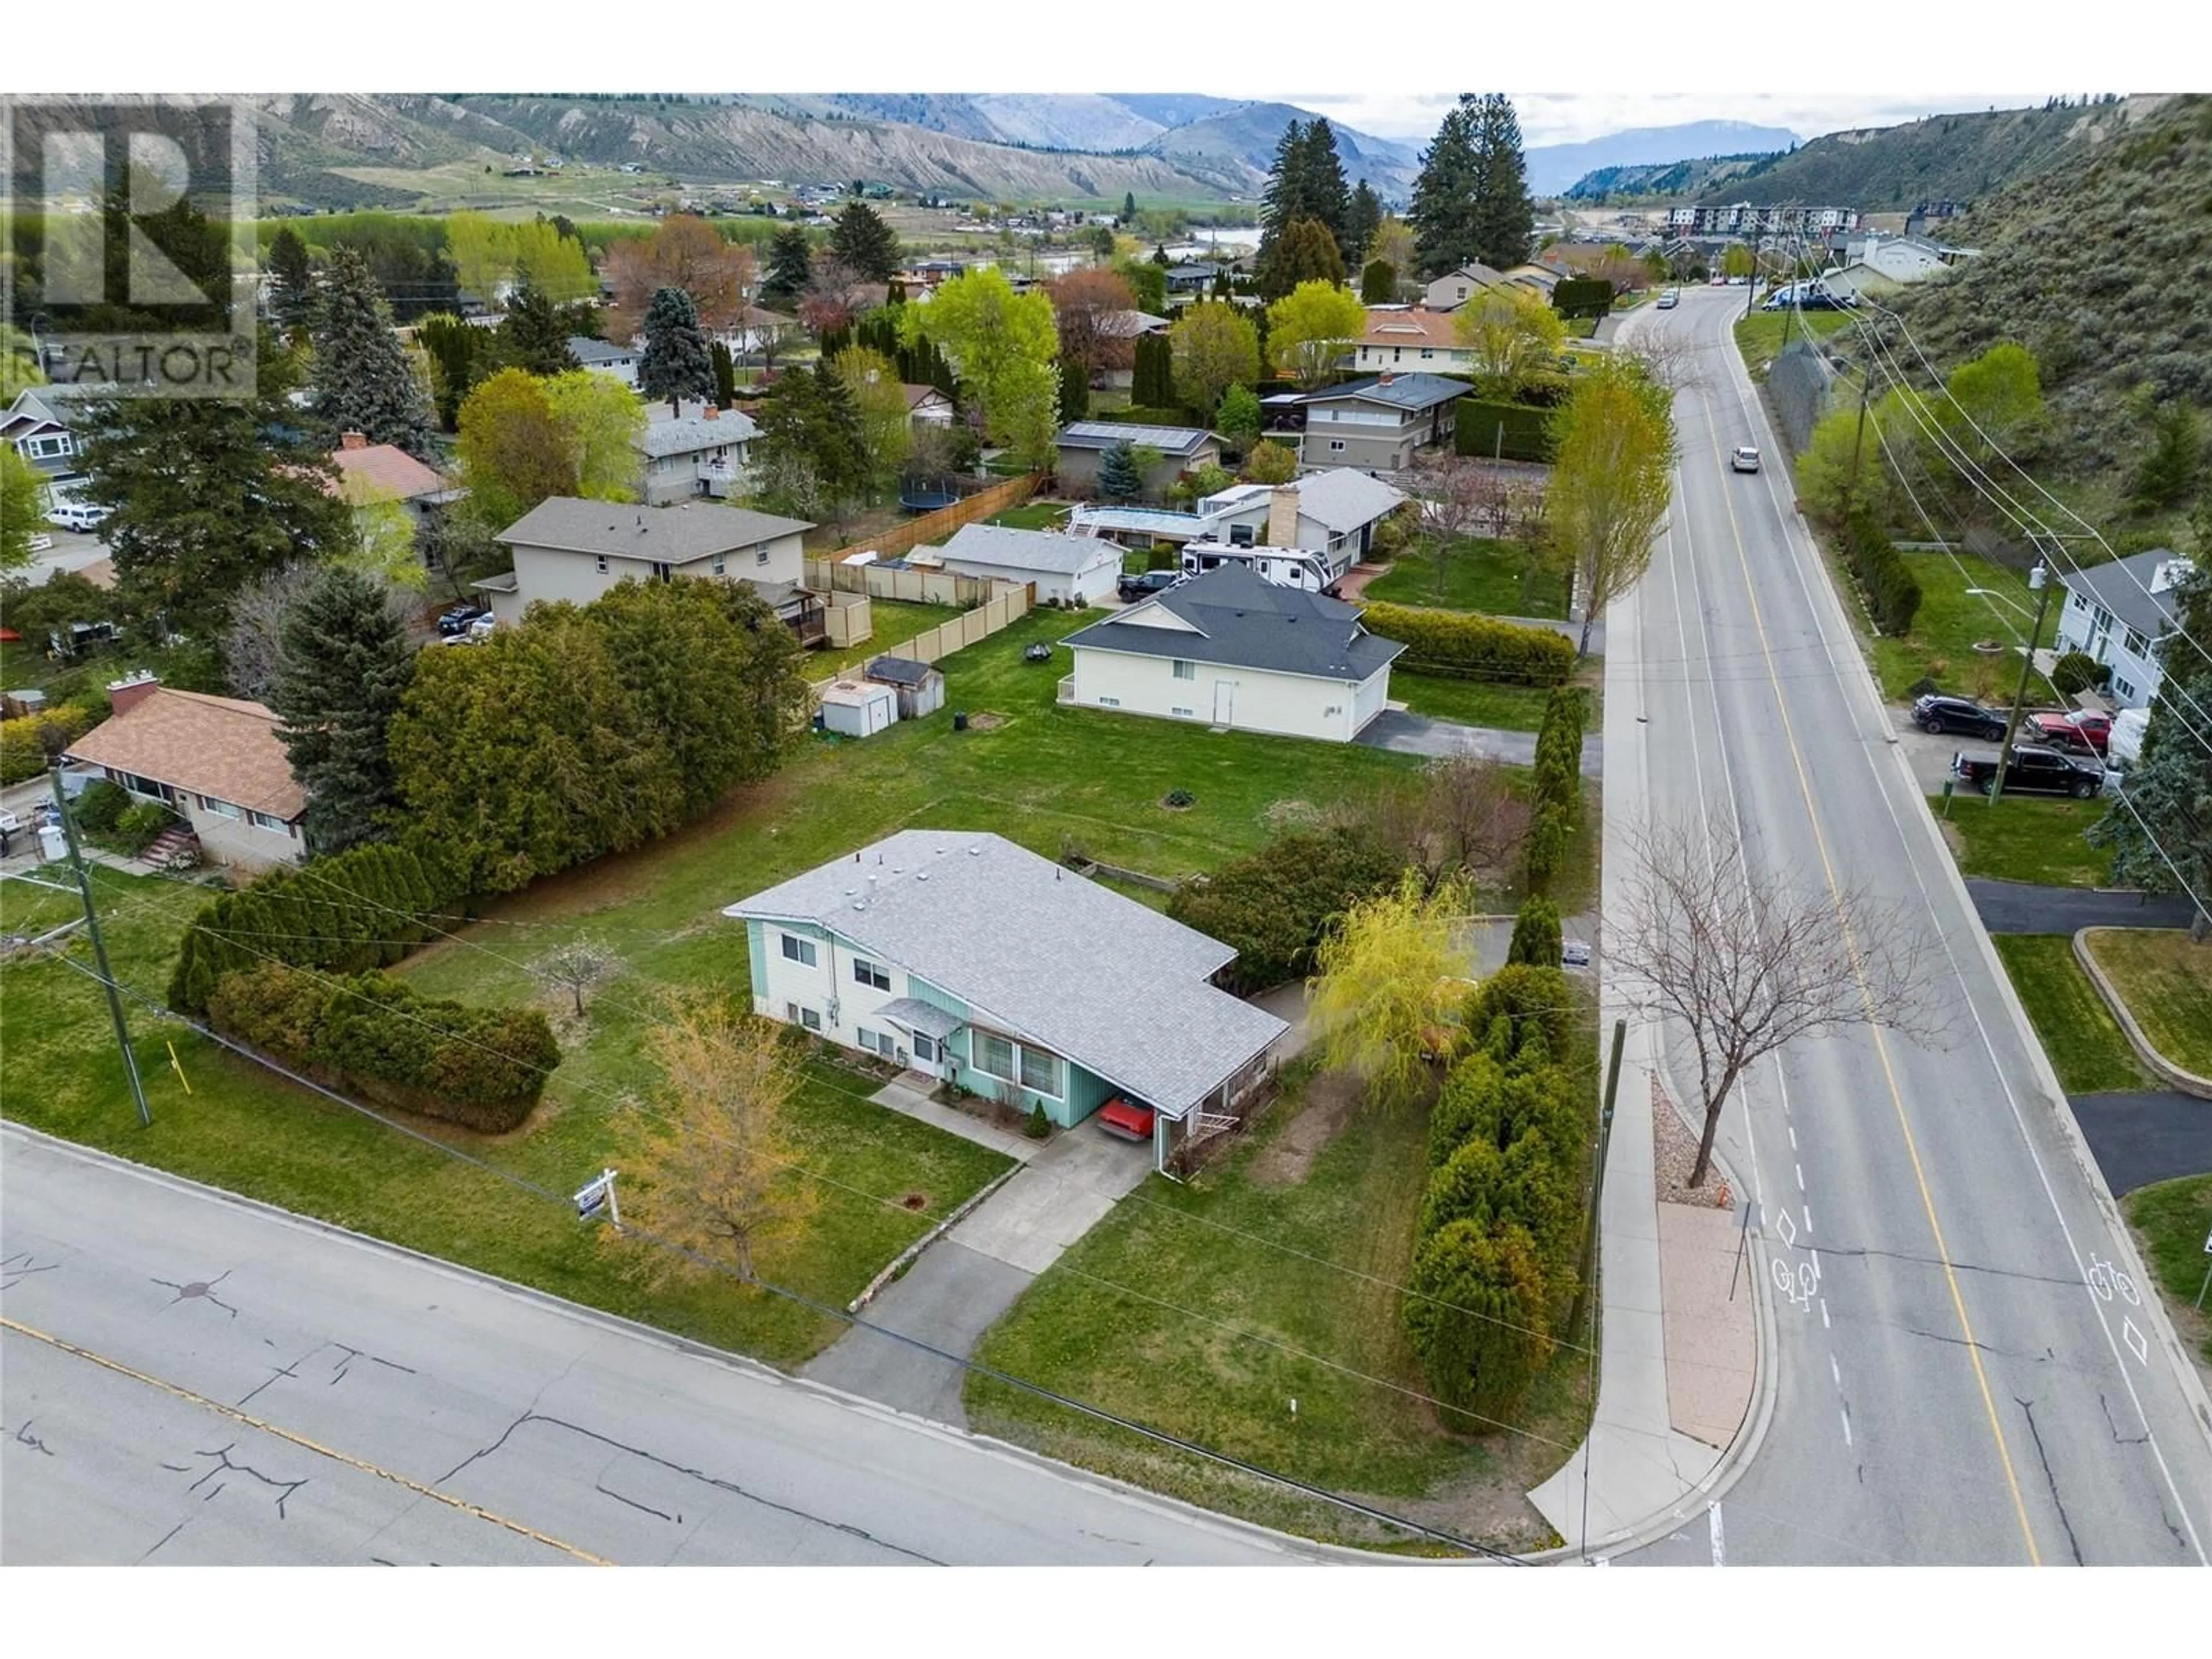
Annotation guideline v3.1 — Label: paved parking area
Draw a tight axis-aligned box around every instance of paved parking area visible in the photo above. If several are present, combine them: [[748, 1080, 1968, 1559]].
[[2069, 1093, 2212, 1195]]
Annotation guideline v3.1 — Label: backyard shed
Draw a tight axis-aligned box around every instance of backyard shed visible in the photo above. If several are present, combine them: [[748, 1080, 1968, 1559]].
[[818, 678, 899, 738], [864, 656, 946, 719]]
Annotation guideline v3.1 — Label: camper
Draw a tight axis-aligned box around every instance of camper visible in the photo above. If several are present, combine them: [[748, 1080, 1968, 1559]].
[[1178, 538, 1349, 596]]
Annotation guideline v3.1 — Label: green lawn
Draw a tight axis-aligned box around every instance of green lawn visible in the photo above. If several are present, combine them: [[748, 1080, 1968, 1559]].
[[2123, 1175, 2212, 1365], [2081, 930, 2212, 1078], [810, 597, 965, 680], [1990, 935, 2147, 1093], [965, 1055, 1597, 1551], [1931, 792, 2110, 888], [1867, 552, 2043, 702], [984, 502, 1071, 532], [1732, 309, 1855, 383], [1361, 538, 1570, 620], [1391, 671, 1558, 733]]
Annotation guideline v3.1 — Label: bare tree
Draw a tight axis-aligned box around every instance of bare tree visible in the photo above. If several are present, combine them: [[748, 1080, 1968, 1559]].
[[1611, 817, 1948, 1187], [1410, 452, 1509, 601], [1334, 753, 1527, 895], [1618, 327, 1705, 395], [537, 934, 616, 1017], [225, 562, 321, 703]]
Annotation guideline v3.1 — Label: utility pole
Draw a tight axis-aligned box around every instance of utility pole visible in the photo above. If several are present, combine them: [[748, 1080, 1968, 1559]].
[[1568, 1019, 1627, 1349], [1990, 559, 2055, 806], [47, 763, 151, 1126], [1844, 361, 1874, 510]]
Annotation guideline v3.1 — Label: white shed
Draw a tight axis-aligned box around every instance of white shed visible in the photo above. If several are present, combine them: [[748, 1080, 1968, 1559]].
[[819, 678, 899, 738]]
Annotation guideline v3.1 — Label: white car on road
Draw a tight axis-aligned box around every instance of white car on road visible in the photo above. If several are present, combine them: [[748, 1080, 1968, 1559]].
[[1730, 445, 1762, 474]]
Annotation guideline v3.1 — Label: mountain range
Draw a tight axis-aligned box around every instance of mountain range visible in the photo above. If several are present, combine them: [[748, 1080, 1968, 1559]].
[[1527, 121, 1799, 196]]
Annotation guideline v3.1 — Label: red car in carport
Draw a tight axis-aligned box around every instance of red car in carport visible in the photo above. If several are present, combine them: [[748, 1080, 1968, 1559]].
[[2027, 710, 2113, 753]]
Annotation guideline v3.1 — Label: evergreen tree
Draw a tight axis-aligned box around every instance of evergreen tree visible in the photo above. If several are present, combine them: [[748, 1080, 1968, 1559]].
[[1151, 243, 1172, 266], [270, 564, 413, 855], [1468, 94, 1536, 274], [268, 226, 316, 338], [639, 285, 715, 408], [761, 228, 814, 308], [1255, 118, 1309, 297], [497, 280, 580, 375], [1096, 440, 1142, 502], [1122, 191, 1137, 222], [829, 200, 901, 281], [711, 339, 737, 408], [1408, 98, 1482, 279], [1344, 181, 1384, 269], [1361, 258, 1398, 304], [416, 312, 486, 431], [749, 361, 869, 525], [1270, 218, 1346, 294], [1057, 357, 1089, 423], [310, 248, 438, 458], [1300, 119, 1352, 260]]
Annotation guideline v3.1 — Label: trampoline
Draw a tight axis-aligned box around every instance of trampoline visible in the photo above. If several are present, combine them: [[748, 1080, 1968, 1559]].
[[899, 485, 961, 513]]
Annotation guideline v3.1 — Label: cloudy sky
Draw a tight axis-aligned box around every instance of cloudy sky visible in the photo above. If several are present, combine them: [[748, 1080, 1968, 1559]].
[[1286, 93, 2049, 149]]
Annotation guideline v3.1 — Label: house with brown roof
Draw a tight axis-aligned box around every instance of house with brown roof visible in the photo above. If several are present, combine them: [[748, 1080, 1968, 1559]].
[[63, 673, 308, 870], [1351, 308, 1476, 376], [326, 433, 462, 523], [903, 384, 956, 427]]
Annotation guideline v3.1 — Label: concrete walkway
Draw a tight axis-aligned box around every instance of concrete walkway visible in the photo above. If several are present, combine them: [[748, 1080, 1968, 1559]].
[[801, 1119, 1150, 1426], [1356, 708, 1604, 778], [867, 1080, 1040, 1163]]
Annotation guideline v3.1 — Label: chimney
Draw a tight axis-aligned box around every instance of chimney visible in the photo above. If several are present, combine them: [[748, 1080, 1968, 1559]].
[[340, 430, 368, 450], [1377, 369, 1395, 387], [1268, 484, 1300, 551], [107, 669, 161, 717], [702, 404, 718, 420]]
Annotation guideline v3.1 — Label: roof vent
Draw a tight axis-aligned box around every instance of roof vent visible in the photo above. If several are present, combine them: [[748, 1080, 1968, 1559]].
[[915, 871, 929, 881], [969, 846, 982, 856]]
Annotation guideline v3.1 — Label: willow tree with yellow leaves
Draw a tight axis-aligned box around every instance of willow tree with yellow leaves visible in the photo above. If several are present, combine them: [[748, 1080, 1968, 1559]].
[[1307, 872, 1472, 1114], [1546, 358, 1677, 656]]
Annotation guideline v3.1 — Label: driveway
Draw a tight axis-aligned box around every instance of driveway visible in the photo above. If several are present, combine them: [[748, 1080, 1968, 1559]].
[[2068, 1093, 2212, 1195], [1356, 709, 1603, 777], [1966, 878, 2200, 935]]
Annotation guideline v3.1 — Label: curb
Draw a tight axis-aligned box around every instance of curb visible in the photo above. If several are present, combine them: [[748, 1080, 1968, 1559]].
[[2072, 926, 2212, 1101]]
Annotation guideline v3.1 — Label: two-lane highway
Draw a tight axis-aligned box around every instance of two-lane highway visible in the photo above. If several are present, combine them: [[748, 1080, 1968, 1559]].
[[1611, 288, 2212, 1565]]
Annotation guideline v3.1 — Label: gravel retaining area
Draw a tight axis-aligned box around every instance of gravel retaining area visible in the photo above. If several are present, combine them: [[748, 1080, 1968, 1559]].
[[1653, 1077, 1734, 1210]]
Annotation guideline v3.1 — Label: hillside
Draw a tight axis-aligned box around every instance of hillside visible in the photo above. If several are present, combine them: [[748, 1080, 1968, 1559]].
[[1697, 96, 2171, 210], [1888, 94, 2212, 486], [1139, 101, 1421, 196], [1564, 153, 1781, 203], [1531, 121, 1798, 197]]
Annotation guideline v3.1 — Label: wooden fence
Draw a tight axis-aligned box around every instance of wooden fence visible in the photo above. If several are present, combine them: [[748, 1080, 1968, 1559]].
[[805, 584, 1033, 712], [806, 561, 999, 608], [813, 471, 1042, 567]]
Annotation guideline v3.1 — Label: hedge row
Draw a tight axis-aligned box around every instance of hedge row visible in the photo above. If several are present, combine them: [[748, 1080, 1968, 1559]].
[[1166, 825, 1405, 992], [1455, 398, 1557, 463], [1362, 603, 1576, 687], [0, 703, 105, 785], [169, 842, 465, 1016], [1404, 966, 1589, 1424], [205, 963, 559, 1133], [1524, 687, 1588, 894], [1841, 513, 1923, 635]]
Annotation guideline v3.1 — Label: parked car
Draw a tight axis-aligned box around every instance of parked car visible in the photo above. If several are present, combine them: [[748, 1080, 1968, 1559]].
[[2026, 709, 2112, 754], [1730, 445, 1762, 473], [1952, 744, 2106, 798], [1656, 288, 1680, 309], [1118, 570, 1181, 603], [1912, 693, 2009, 740], [437, 602, 490, 637], [48, 502, 111, 533]]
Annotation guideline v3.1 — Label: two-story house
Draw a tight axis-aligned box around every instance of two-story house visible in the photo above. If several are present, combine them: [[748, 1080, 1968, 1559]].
[[1351, 308, 1475, 377], [1296, 373, 1471, 471], [1421, 263, 1511, 312], [638, 399, 761, 506], [569, 335, 641, 387], [2052, 548, 2196, 709]]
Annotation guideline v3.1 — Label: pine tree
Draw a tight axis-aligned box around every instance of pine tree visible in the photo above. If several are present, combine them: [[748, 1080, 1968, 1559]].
[[1096, 440, 1142, 502], [829, 200, 901, 281], [1255, 118, 1308, 297], [761, 228, 813, 308], [268, 563, 413, 855], [639, 285, 715, 408], [310, 248, 438, 458], [1468, 94, 1536, 274], [1301, 119, 1352, 262], [497, 280, 580, 376], [1408, 98, 1482, 279], [1057, 357, 1089, 423], [1122, 191, 1137, 222], [1361, 259, 1398, 304], [1344, 181, 1384, 269], [711, 339, 737, 408], [268, 226, 316, 338], [1270, 218, 1346, 293]]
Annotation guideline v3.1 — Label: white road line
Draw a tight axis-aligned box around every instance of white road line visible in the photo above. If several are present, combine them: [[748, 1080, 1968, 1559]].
[[1803, 1205, 1813, 1236], [1709, 1502, 1726, 1567], [1789, 1124, 1798, 1151], [1840, 1407, 1854, 1448], [1821, 1299, 1832, 1329], [1831, 1353, 1843, 1387], [1796, 1162, 1805, 1191]]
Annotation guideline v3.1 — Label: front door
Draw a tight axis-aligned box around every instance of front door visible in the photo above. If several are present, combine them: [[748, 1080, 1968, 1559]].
[[1213, 679, 1236, 725]]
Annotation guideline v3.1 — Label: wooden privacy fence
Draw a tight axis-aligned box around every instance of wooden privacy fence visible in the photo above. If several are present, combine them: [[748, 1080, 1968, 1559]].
[[815, 471, 1043, 567], [808, 561, 1000, 608], [804, 584, 1033, 713]]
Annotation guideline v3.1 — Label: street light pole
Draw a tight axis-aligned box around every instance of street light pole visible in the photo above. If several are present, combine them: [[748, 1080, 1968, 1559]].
[[1990, 559, 2055, 806]]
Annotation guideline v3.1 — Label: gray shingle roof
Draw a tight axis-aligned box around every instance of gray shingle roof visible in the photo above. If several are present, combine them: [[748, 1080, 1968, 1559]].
[[1063, 565, 1406, 682], [938, 522, 1119, 577], [640, 400, 761, 457], [1305, 374, 1471, 414], [498, 497, 813, 559], [568, 335, 635, 366], [1293, 468, 1406, 533], [1057, 421, 1217, 457], [724, 831, 1286, 1115], [865, 656, 938, 688], [2057, 548, 2194, 643]]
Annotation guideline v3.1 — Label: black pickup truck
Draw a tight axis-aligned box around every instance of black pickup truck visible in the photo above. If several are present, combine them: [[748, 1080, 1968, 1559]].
[[1952, 744, 2105, 798]]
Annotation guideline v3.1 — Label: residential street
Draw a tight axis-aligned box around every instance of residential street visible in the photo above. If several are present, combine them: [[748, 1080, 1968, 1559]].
[[0, 1126, 1322, 1566], [1603, 289, 2212, 1566]]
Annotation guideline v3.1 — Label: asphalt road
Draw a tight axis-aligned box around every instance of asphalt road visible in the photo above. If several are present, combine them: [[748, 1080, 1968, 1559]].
[[1965, 879, 2203, 937], [1609, 289, 2212, 1566], [0, 1127, 1322, 1566]]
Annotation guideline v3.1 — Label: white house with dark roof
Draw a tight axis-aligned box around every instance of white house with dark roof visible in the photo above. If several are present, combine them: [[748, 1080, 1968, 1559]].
[[1060, 564, 1405, 742], [1054, 420, 1222, 498], [569, 335, 641, 387], [725, 829, 1286, 1162], [2051, 548, 2197, 709], [926, 522, 1122, 605]]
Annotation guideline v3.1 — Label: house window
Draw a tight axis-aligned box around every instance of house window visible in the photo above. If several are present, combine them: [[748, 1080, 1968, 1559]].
[[976, 1032, 1017, 1083], [1419, 348, 1434, 360], [2113, 677, 2135, 701], [2124, 627, 2147, 657], [1172, 659, 1195, 680], [1019, 1047, 1060, 1097], [595, 555, 609, 574], [713, 554, 726, 575], [780, 932, 817, 967], [756, 548, 771, 566], [28, 434, 71, 459], [852, 957, 891, 991], [249, 810, 289, 833], [911, 1032, 936, 1063], [1330, 440, 1346, 453], [1096, 695, 1120, 707], [2092, 604, 2113, 632], [857, 1027, 893, 1056], [199, 796, 242, 820], [1172, 706, 1195, 717], [799, 1007, 823, 1032], [786, 1001, 800, 1022], [652, 561, 673, 582]]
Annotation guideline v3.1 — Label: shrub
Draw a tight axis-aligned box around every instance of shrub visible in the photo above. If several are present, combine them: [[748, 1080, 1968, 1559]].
[[1455, 399, 1556, 463], [1167, 824, 1406, 991], [113, 801, 180, 854], [1403, 1218, 1554, 1424], [204, 962, 558, 1132], [1838, 513, 1922, 635], [1523, 801, 1570, 894], [1551, 277, 1615, 321], [1163, 787, 1195, 808], [2051, 650, 2110, 696], [1507, 896, 1562, 968], [1463, 965, 1577, 1066], [1421, 1135, 1508, 1235], [70, 779, 131, 835], [1145, 544, 1179, 571], [0, 702, 104, 785], [1430, 1052, 1506, 1167], [1025, 1101, 1051, 1139], [1361, 603, 1576, 686]]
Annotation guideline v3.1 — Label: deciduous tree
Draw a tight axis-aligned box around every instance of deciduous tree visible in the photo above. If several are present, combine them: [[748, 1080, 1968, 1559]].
[[455, 368, 579, 528], [1168, 301, 1261, 418], [1244, 438, 1297, 485], [1215, 383, 1263, 453], [834, 344, 913, 487], [603, 215, 753, 339], [1453, 286, 1566, 396], [1546, 358, 1677, 655], [1, 449, 41, 572], [1048, 267, 1139, 381], [1308, 873, 1471, 1112], [542, 370, 647, 501], [904, 267, 1059, 445], [1266, 281, 1365, 391], [538, 935, 617, 1018]]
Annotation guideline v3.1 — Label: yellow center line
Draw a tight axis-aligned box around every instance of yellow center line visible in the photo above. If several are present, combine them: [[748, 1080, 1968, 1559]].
[[0, 1314, 611, 1566], [1690, 378, 2045, 1566]]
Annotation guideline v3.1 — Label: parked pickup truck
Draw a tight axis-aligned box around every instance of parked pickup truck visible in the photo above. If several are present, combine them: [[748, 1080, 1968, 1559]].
[[1118, 569, 1181, 603], [1952, 744, 2106, 798]]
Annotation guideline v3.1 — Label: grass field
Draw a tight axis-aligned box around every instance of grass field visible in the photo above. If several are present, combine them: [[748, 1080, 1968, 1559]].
[[1931, 791, 2110, 888], [1391, 672, 1559, 733], [984, 502, 1071, 532], [1732, 309, 1856, 383], [965, 1051, 1597, 1551], [2123, 1175, 2212, 1365], [808, 597, 965, 680], [1867, 552, 2044, 703], [1990, 935, 2147, 1093], [2081, 930, 2212, 1078], [1361, 539, 1570, 620]]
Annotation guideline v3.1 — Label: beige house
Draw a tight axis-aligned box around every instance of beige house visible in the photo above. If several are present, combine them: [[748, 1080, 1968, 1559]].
[[1297, 373, 1471, 471], [63, 674, 308, 870], [1421, 263, 1510, 311], [478, 497, 823, 642], [1351, 308, 1475, 376]]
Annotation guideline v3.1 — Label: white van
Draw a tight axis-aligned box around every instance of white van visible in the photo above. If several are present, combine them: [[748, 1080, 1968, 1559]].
[[48, 502, 111, 533]]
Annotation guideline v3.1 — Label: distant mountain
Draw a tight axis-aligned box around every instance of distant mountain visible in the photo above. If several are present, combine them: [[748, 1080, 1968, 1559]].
[[969, 94, 1164, 154], [1695, 96, 2169, 211], [1104, 95, 1247, 132], [1565, 154, 1781, 204], [1140, 101, 1422, 196], [1528, 122, 1800, 197]]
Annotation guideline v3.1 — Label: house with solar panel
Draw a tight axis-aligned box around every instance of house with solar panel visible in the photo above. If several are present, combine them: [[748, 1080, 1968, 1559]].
[[1052, 420, 1222, 500]]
